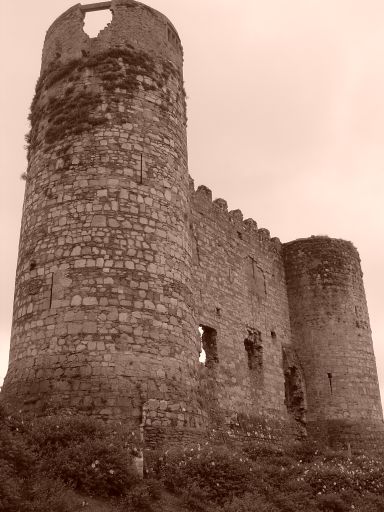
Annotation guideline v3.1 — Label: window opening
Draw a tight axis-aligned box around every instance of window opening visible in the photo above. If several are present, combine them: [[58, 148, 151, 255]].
[[282, 348, 306, 425], [198, 326, 206, 363], [199, 325, 218, 368], [327, 372, 333, 394], [83, 9, 112, 38], [244, 328, 262, 370], [49, 273, 54, 309], [167, 25, 180, 48]]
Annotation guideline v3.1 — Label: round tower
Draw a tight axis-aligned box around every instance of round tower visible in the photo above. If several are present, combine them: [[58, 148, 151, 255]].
[[284, 236, 384, 449], [3, 0, 202, 433]]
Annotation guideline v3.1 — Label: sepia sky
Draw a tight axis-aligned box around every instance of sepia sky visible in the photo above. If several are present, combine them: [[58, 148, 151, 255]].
[[0, 0, 383, 408]]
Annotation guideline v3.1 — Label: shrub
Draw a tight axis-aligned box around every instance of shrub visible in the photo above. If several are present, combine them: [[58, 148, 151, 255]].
[[29, 414, 139, 497], [316, 493, 348, 512], [0, 404, 141, 509], [285, 440, 322, 463], [0, 460, 24, 512], [352, 493, 384, 512], [155, 444, 256, 505], [221, 492, 280, 512], [119, 479, 162, 512], [24, 478, 83, 512]]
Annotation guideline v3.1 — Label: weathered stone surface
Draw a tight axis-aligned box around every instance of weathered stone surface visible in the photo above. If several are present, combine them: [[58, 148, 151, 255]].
[[2, 0, 383, 453]]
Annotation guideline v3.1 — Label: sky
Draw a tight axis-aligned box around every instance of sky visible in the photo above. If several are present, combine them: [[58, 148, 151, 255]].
[[0, 0, 383, 408]]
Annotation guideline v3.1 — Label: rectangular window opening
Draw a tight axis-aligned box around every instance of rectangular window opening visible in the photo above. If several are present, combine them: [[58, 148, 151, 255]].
[[244, 328, 262, 371], [199, 325, 218, 368]]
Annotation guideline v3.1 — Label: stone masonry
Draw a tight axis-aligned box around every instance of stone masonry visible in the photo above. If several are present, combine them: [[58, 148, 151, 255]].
[[2, 0, 384, 452]]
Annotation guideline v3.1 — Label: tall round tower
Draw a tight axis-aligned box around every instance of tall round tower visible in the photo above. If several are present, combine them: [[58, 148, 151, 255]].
[[3, 0, 202, 433], [284, 237, 384, 449]]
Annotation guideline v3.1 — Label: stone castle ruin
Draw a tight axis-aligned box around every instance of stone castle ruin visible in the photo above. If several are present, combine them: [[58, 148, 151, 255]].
[[3, 0, 384, 451]]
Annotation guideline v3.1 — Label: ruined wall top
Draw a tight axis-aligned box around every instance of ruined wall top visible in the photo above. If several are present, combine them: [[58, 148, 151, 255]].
[[41, 0, 183, 74]]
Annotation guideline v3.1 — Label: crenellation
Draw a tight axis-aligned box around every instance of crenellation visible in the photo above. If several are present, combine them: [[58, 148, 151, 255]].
[[3, 0, 383, 454], [257, 228, 271, 241], [213, 198, 228, 212], [195, 184, 212, 202], [228, 209, 243, 224], [243, 218, 258, 232]]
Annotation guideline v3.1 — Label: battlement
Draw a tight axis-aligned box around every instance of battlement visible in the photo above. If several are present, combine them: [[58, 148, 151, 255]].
[[192, 183, 281, 251]]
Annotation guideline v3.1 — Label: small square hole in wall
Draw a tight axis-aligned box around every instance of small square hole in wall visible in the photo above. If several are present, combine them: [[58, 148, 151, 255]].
[[271, 330, 277, 340], [216, 307, 221, 317], [30, 260, 37, 271]]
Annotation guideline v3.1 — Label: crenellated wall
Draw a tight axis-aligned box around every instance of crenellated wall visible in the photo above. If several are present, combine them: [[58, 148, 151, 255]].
[[2, 0, 383, 453], [187, 183, 305, 440], [190, 186, 291, 414]]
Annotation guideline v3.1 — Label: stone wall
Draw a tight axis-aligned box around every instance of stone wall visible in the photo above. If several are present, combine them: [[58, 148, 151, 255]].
[[4, 0, 202, 431], [3, 0, 384, 452], [190, 185, 303, 433], [284, 237, 384, 448]]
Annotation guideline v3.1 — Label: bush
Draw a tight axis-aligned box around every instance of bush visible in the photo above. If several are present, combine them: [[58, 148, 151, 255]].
[[24, 478, 83, 512], [316, 493, 348, 512], [29, 414, 139, 497], [353, 493, 384, 512], [155, 444, 256, 505], [221, 492, 280, 512], [119, 479, 162, 512], [0, 403, 141, 510]]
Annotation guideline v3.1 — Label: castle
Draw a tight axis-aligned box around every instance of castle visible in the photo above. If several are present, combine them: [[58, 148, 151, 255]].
[[3, 0, 384, 451]]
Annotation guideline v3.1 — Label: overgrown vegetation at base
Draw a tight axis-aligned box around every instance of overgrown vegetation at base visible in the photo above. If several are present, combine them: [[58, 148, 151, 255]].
[[1, 400, 383, 512], [152, 442, 384, 511], [0, 401, 140, 511]]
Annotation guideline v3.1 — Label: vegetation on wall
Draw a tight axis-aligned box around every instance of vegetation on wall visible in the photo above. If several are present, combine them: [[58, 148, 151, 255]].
[[25, 46, 185, 160]]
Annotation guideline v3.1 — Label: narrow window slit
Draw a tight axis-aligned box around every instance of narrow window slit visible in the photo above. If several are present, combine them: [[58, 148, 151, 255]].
[[49, 273, 54, 309], [198, 327, 206, 363]]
